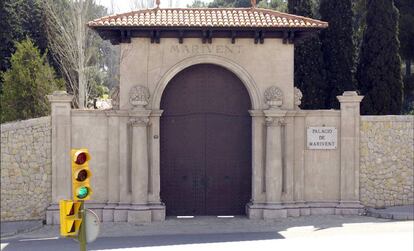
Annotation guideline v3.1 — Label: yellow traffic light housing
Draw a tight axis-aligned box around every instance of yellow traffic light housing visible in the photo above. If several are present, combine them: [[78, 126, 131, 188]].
[[59, 200, 82, 236], [71, 149, 93, 201]]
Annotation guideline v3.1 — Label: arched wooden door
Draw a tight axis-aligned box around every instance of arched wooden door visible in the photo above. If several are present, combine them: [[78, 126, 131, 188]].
[[160, 64, 252, 216]]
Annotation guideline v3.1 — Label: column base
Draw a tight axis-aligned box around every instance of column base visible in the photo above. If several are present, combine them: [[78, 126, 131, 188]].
[[114, 203, 130, 222], [128, 204, 152, 224], [335, 201, 365, 215], [103, 203, 117, 222], [148, 202, 166, 222], [46, 203, 60, 225], [246, 201, 363, 220]]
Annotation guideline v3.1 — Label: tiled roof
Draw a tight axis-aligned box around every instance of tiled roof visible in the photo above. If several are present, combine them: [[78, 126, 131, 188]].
[[88, 8, 328, 29]]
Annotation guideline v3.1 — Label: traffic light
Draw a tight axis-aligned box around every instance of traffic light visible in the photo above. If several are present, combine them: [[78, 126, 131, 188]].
[[59, 200, 82, 236], [71, 149, 92, 201]]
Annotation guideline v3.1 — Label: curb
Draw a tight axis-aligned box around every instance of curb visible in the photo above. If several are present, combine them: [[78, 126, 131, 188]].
[[0, 221, 44, 238], [366, 208, 414, 220]]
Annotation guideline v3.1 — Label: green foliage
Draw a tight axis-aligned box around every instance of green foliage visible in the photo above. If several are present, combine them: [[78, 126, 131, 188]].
[[0, 39, 63, 123], [395, 0, 414, 62], [0, 0, 49, 77], [357, 0, 403, 115], [258, 0, 287, 11], [320, 0, 356, 109], [188, 0, 208, 7], [402, 75, 414, 114], [289, 0, 326, 109], [207, 0, 263, 8]]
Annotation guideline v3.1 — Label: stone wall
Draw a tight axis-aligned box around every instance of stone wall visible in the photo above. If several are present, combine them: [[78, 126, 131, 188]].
[[1, 116, 52, 221], [360, 116, 414, 208]]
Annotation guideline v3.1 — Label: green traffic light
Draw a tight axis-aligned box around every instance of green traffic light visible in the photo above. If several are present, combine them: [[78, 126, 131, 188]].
[[77, 187, 89, 199]]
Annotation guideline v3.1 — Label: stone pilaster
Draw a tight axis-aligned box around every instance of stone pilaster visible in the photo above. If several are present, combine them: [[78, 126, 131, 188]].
[[127, 110, 152, 223], [46, 91, 73, 225], [148, 110, 166, 221], [336, 91, 364, 214], [103, 110, 121, 222]]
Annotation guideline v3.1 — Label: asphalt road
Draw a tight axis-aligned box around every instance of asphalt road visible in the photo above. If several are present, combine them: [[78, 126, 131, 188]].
[[1, 218, 413, 251]]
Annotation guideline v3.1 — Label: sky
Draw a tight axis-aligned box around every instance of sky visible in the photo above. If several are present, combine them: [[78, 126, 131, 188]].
[[97, 0, 213, 14]]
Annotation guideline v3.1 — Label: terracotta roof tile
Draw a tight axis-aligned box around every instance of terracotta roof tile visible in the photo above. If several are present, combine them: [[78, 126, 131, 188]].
[[88, 7, 328, 29]]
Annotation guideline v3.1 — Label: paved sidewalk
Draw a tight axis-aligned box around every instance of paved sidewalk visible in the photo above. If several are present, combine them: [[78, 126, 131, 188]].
[[0, 221, 43, 238], [2, 205, 413, 239], [1, 215, 413, 251], [366, 205, 414, 220], [0, 214, 406, 240]]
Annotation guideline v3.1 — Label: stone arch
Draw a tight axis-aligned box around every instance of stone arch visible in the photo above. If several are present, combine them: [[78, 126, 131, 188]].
[[151, 54, 261, 110]]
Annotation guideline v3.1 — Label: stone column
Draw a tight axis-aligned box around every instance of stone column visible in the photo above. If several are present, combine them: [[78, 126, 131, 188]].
[[130, 115, 150, 204], [336, 91, 364, 215], [262, 86, 287, 219], [46, 91, 73, 225], [264, 112, 286, 203]]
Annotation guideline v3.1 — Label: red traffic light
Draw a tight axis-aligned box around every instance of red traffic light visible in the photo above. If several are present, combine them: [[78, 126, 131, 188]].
[[75, 152, 87, 165]]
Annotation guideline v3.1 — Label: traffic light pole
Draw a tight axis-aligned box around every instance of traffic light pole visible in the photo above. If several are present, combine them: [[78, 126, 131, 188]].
[[78, 201, 87, 251]]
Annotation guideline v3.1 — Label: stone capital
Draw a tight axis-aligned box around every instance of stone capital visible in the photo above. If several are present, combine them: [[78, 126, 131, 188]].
[[129, 117, 149, 127], [265, 117, 285, 127], [47, 91, 73, 103], [337, 91, 364, 104]]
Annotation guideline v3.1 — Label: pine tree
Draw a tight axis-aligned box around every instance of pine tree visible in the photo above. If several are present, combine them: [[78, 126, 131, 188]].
[[288, 0, 326, 109], [0, 39, 63, 123], [356, 0, 403, 115], [320, 0, 355, 109]]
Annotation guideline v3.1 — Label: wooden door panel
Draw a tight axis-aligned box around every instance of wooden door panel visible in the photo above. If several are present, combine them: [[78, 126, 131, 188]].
[[160, 115, 205, 215], [160, 64, 251, 216]]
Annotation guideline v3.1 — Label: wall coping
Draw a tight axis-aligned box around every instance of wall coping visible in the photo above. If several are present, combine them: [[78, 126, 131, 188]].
[[361, 115, 414, 122], [0, 116, 51, 132]]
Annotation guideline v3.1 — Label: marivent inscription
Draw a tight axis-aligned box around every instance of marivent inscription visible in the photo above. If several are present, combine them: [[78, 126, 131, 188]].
[[170, 44, 242, 54], [307, 127, 337, 149]]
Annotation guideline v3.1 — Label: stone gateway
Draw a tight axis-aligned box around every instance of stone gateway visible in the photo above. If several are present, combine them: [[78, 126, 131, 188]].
[[44, 6, 369, 224]]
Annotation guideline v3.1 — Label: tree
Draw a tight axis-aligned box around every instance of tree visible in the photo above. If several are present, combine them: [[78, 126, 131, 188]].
[[0, 39, 63, 123], [188, 0, 208, 7], [258, 0, 287, 11], [0, 0, 50, 86], [207, 0, 263, 8], [288, 0, 326, 109], [320, 0, 355, 109], [356, 0, 403, 115], [395, 0, 414, 76], [130, 0, 154, 10], [44, 0, 110, 108]]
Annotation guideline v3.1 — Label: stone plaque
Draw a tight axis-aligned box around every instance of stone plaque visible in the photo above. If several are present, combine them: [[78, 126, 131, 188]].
[[307, 127, 337, 149]]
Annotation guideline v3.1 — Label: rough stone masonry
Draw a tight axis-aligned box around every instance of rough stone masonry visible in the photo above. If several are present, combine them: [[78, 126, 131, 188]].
[[1, 116, 52, 221], [360, 116, 414, 208]]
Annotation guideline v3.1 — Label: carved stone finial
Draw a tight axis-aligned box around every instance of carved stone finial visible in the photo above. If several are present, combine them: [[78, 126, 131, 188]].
[[110, 86, 120, 110], [264, 86, 283, 109], [156, 0, 160, 8], [251, 0, 256, 8], [129, 85, 150, 110], [294, 87, 303, 109]]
